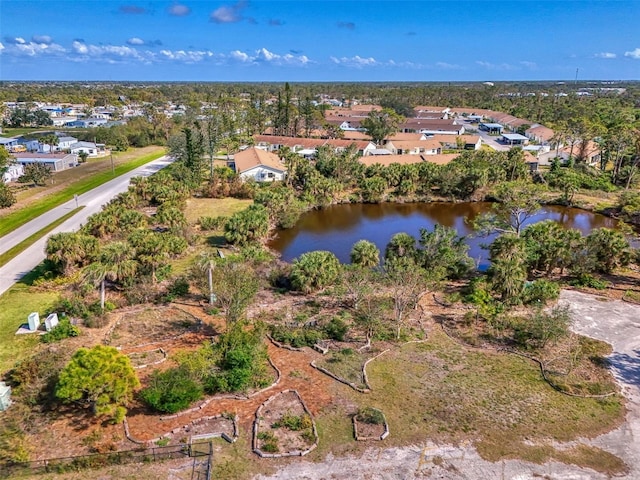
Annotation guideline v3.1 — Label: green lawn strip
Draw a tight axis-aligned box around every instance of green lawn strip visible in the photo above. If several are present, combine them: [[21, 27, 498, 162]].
[[0, 150, 166, 238], [0, 265, 60, 374], [0, 206, 84, 268]]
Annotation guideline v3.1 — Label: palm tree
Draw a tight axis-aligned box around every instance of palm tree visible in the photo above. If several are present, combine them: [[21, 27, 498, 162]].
[[46, 232, 99, 275], [84, 242, 137, 311], [196, 252, 217, 305], [350, 240, 380, 268], [41, 134, 59, 153]]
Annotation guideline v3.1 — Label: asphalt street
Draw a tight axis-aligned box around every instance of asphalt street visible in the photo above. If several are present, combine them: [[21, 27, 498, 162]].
[[0, 155, 174, 297]]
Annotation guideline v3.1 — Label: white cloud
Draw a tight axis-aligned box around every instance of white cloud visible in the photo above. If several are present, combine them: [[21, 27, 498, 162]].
[[32, 35, 52, 44], [72, 41, 89, 54], [330, 55, 378, 68], [520, 61, 537, 69], [159, 49, 215, 63], [227, 48, 309, 66], [435, 61, 461, 70], [595, 52, 617, 59], [210, 1, 247, 23], [168, 3, 190, 16], [127, 37, 145, 46], [476, 60, 515, 70], [0, 43, 4, 53], [229, 50, 250, 63], [624, 48, 640, 59], [1, 39, 65, 57]]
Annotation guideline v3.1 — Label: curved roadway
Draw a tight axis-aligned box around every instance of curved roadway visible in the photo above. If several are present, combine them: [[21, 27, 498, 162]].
[[0, 155, 174, 297]]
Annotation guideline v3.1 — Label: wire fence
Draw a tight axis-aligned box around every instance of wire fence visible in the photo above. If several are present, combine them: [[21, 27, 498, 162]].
[[0, 442, 208, 477]]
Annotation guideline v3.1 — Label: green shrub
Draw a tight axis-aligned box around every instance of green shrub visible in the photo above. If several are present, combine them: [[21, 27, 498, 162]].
[[40, 318, 80, 343], [356, 407, 385, 425], [269, 325, 323, 348], [522, 279, 560, 304], [324, 317, 349, 341], [199, 216, 227, 230], [140, 367, 203, 413], [569, 273, 609, 290], [273, 412, 312, 431], [164, 276, 190, 302]]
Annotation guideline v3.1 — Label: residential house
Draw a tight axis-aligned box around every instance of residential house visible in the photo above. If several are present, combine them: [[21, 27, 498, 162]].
[[384, 139, 442, 155], [2, 164, 24, 183], [13, 153, 78, 172], [233, 147, 287, 182], [0, 137, 19, 149], [429, 134, 482, 150], [66, 117, 108, 128], [253, 135, 377, 157], [359, 153, 460, 168], [525, 124, 556, 145], [69, 141, 98, 157], [56, 136, 78, 151], [400, 119, 464, 135]]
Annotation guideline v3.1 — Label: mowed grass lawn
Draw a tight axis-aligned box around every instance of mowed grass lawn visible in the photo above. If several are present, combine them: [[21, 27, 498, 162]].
[[0, 270, 60, 374], [0, 146, 166, 237], [184, 197, 253, 225], [313, 329, 626, 474]]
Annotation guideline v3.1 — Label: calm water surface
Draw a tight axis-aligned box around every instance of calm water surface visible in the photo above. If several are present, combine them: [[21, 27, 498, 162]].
[[268, 202, 619, 269]]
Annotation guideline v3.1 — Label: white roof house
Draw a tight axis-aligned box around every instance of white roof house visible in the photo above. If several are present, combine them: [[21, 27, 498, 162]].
[[2, 164, 24, 183], [233, 147, 287, 183], [69, 141, 98, 157], [13, 153, 78, 172]]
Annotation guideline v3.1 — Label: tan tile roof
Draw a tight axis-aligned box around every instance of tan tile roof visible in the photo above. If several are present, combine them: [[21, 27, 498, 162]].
[[386, 140, 442, 151], [429, 134, 481, 145], [254, 135, 373, 151], [359, 153, 459, 167], [234, 147, 285, 174], [387, 133, 426, 141]]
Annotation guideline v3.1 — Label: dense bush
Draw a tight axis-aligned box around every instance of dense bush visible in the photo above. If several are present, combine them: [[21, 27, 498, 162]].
[[356, 407, 385, 425], [290, 251, 341, 293], [40, 318, 80, 343], [198, 215, 227, 231], [269, 325, 323, 348], [568, 273, 609, 290], [140, 367, 203, 414], [522, 279, 560, 305], [324, 317, 349, 341]]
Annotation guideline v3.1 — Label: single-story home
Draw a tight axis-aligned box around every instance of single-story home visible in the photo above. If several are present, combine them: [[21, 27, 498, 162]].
[[69, 141, 98, 157], [429, 134, 482, 151], [254, 135, 377, 157], [2, 164, 24, 183], [56, 136, 78, 150], [12, 153, 78, 172], [0, 137, 19, 149], [65, 117, 108, 128], [233, 147, 287, 182], [384, 139, 442, 155], [359, 153, 460, 168], [501, 133, 529, 146]]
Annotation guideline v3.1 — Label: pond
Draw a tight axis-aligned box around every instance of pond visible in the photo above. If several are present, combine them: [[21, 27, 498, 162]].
[[268, 202, 619, 269]]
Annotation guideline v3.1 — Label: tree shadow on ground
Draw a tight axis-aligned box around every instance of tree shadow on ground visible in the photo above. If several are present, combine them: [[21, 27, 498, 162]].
[[608, 349, 640, 388]]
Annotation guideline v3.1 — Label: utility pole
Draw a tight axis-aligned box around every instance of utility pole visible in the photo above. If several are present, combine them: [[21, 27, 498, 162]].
[[110, 153, 115, 175]]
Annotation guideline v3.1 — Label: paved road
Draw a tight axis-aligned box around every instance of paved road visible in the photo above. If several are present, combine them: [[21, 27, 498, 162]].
[[0, 155, 174, 297]]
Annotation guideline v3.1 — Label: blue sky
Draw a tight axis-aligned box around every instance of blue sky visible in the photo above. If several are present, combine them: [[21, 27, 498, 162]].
[[0, 0, 638, 81]]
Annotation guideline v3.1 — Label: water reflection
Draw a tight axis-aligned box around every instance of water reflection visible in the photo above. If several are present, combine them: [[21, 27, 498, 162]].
[[269, 202, 620, 269]]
